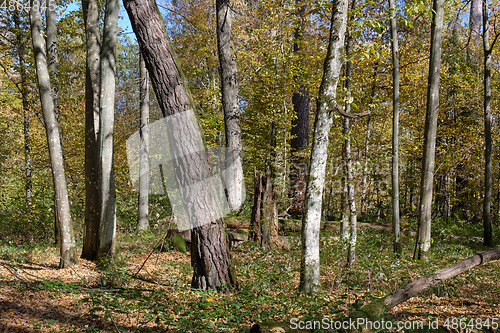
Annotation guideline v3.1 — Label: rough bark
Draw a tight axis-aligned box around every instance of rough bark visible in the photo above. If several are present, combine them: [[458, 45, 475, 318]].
[[82, 0, 102, 261], [98, 0, 119, 259], [289, 0, 310, 217], [482, 0, 494, 246], [250, 169, 278, 249], [415, 0, 444, 260], [389, 0, 401, 255], [300, 0, 348, 293], [137, 54, 150, 231], [216, 0, 244, 212], [362, 247, 500, 318], [30, 1, 77, 268], [124, 0, 237, 290]]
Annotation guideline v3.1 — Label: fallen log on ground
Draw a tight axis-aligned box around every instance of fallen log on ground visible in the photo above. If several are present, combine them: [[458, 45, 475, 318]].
[[360, 247, 500, 319]]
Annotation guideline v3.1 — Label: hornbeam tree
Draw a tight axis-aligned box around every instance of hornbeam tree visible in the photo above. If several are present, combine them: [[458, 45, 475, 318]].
[[414, 0, 444, 260], [30, 0, 77, 268], [124, 0, 236, 290], [300, 0, 348, 293]]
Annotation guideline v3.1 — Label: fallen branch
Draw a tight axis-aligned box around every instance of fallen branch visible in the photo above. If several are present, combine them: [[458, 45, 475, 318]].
[[361, 247, 500, 318]]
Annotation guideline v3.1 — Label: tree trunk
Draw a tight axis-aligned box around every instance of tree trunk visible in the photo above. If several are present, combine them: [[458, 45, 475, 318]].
[[46, 4, 63, 244], [250, 169, 278, 249], [289, 0, 310, 217], [362, 247, 500, 318], [343, 6, 357, 267], [300, 0, 348, 293], [13, 11, 32, 208], [98, 0, 119, 259], [482, 0, 493, 246], [30, 1, 77, 268], [216, 0, 244, 212], [415, 0, 444, 260], [82, 0, 101, 261], [469, 0, 482, 45], [137, 53, 150, 231], [124, 0, 237, 290], [389, 0, 401, 255]]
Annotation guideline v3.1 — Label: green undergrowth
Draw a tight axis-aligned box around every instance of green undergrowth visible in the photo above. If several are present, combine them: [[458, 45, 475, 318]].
[[0, 217, 498, 332]]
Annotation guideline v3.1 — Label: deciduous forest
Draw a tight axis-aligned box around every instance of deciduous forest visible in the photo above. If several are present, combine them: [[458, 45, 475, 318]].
[[0, 0, 499, 330]]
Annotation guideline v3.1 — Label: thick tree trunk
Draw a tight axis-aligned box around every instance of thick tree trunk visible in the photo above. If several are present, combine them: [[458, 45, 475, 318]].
[[415, 0, 444, 260], [216, 0, 244, 212], [362, 247, 500, 318], [30, 2, 77, 268], [98, 0, 119, 259], [469, 0, 482, 45], [137, 54, 150, 231], [13, 11, 32, 207], [124, 0, 237, 290], [289, 0, 310, 217], [389, 0, 401, 255], [82, 0, 101, 261], [482, 0, 493, 246], [300, 0, 348, 293]]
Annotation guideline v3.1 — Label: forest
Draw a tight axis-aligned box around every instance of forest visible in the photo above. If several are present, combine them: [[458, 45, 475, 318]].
[[0, 0, 499, 330]]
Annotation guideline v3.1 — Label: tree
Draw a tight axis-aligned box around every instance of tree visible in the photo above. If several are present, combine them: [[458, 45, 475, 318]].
[[124, 0, 237, 290], [389, 0, 401, 255], [414, 0, 444, 260], [216, 0, 244, 212], [30, 0, 77, 268], [137, 53, 150, 231], [300, 0, 348, 293], [98, 0, 119, 258], [82, 0, 102, 261], [289, 0, 310, 217], [481, 0, 499, 247]]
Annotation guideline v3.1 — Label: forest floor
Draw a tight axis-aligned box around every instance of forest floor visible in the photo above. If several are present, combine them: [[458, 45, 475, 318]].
[[0, 218, 498, 332]]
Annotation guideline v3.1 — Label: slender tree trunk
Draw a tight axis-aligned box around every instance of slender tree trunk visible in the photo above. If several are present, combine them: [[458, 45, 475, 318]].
[[82, 0, 101, 261], [361, 114, 371, 214], [470, 0, 482, 45], [46, 4, 62, 244], [137, 54, 150, 231], [340, 172, 349, 241], [13, 11, 32, 207], [343, 4, 357, 267], [389, 0, 401, 255], [98, 0, 119, 259], [30, 1, 77, 268], [482, 0, 493, 246], [124, 0, 237, 290], [216, 0, 244, 212], [300, 0, 348, 293], [415, 0, 444, 260]]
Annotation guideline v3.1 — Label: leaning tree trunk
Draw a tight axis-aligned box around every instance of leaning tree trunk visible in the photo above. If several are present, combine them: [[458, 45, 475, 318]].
[[30, 1, 77, 268], [361, 247, 500, 318], [415, 0, 444, 260], [124, 0, 237, 290], [98, 0, 119, 259], [216, 0, 244, 212], [389, 0, 401, 255], [137, 54, 150, 231], [82, 0, 102, 261], [300, 0, 348, 293], [482, 0, 493, 246]]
